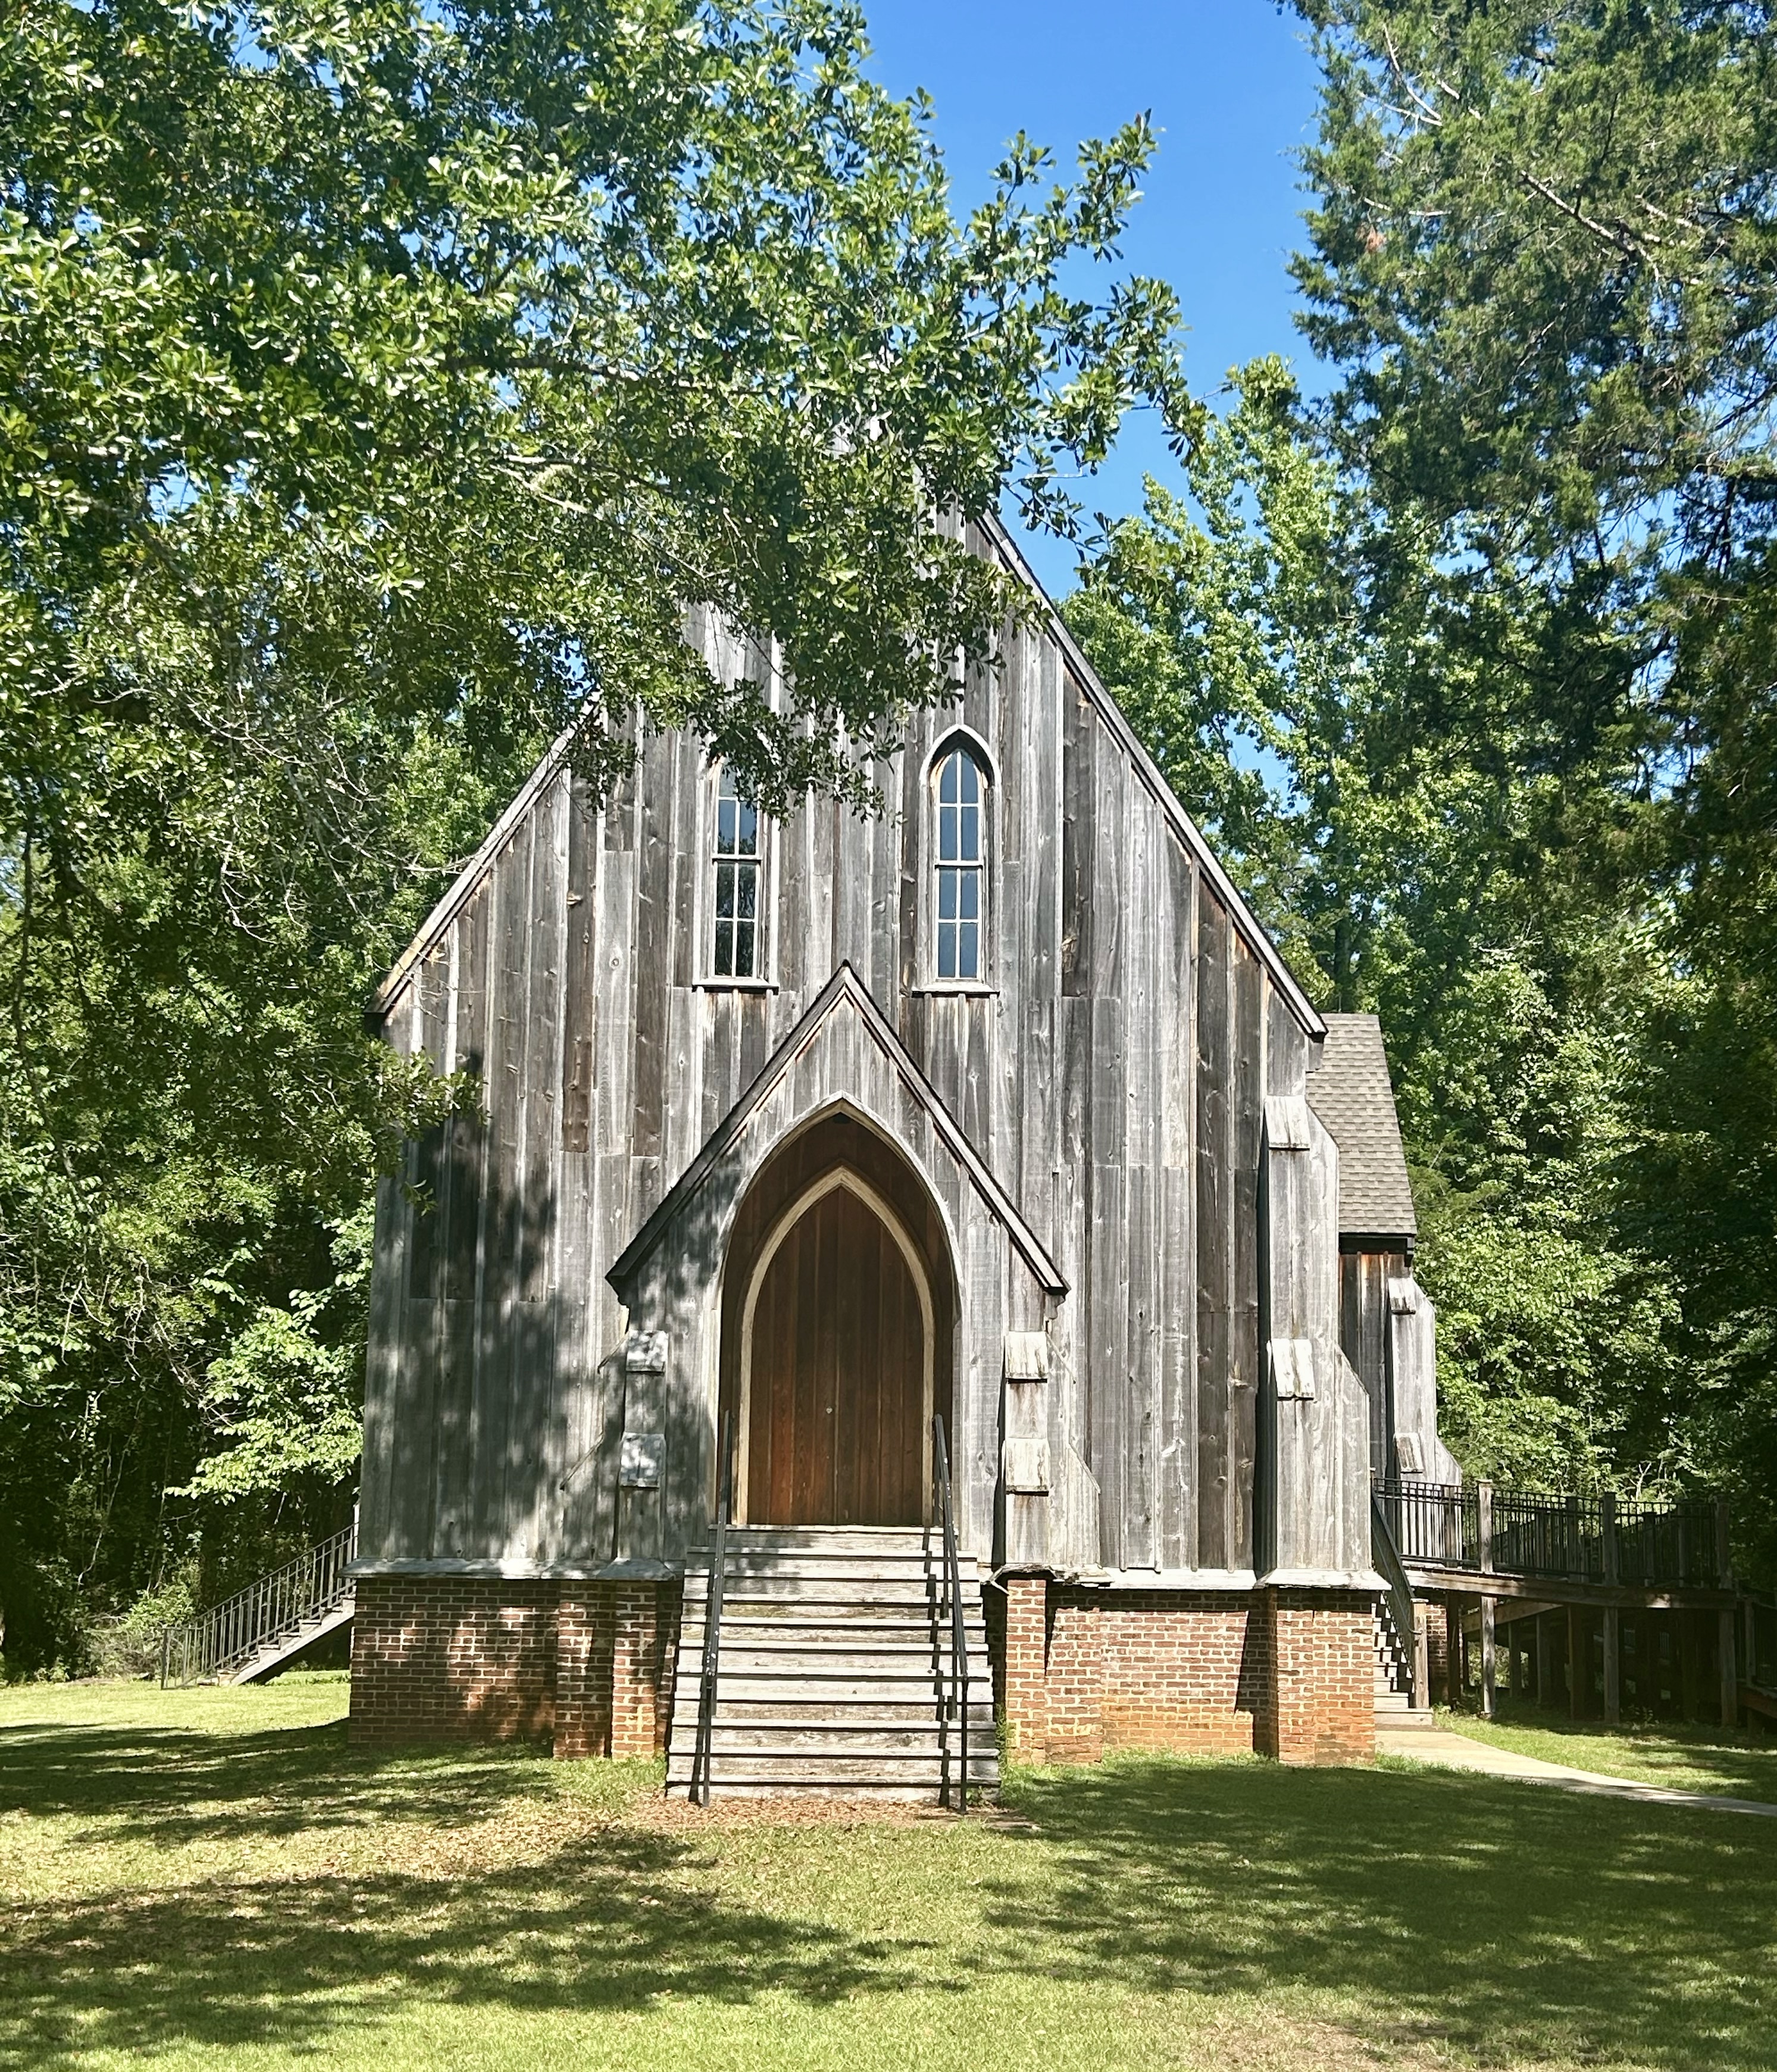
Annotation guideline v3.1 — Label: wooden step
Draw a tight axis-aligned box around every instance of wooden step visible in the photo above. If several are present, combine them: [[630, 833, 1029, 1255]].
[[667, 1749, 999, 1783], [672, 1701, 995, 1731], [671, 1526, 997, 1802]]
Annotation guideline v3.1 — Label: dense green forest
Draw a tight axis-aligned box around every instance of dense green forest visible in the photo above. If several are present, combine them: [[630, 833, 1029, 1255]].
[[3, 0, 1773, 1674]]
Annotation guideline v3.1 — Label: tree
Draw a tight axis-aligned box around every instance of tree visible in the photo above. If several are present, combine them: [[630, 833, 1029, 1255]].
[[1069, 358, 1685, 1503], [0, 0, 1193, 1668], [1285, 0, 1777, 1576]]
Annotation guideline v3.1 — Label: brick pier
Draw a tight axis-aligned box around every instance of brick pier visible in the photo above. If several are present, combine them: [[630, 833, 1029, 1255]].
[[994, 1577, 1374, 1766]]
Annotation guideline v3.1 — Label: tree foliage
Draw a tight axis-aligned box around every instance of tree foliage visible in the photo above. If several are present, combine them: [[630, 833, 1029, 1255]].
[[1075, 1, 1777, 1580], [0, 0, 1188, 1671]]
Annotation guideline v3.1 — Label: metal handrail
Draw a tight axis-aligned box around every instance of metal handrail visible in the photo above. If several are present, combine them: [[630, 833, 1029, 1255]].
[[689, 1414, 734, 1807], [931, 1415, 969, 1812], [160, 1514, 358, 1687], [1371, 1490, 1418, 1708]]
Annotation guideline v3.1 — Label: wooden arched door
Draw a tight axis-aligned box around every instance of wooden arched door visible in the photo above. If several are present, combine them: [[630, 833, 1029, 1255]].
[[741, 1174, 931, 1526]]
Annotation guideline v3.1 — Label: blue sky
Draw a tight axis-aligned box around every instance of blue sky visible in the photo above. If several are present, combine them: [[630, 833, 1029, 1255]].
[[858, 0, 1327, 592]]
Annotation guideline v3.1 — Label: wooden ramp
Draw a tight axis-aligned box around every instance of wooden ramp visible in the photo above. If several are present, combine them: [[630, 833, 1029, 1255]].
[[667, 1527, 997, 1800], [161, 1519, 356, 1687]]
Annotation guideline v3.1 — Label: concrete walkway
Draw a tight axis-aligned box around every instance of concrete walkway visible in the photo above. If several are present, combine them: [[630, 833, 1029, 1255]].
[[1376, 1724, 1777, 1818]]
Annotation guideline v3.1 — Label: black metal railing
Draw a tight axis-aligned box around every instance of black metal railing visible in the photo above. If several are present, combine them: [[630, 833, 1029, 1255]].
[[1375, 1479, 1727, 1589], [689, 1414, 734, 1807], [931, 1415, 969, 1812], [1371, 1491, 1419, 1707], [160, 1515, 358, 1687]]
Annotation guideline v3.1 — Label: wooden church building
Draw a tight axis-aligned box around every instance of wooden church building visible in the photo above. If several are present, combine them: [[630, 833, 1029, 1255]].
[[349, 515, 1449, 1784]]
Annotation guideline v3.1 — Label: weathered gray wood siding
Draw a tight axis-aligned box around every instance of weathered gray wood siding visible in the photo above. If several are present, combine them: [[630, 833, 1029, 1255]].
[[359, 521, 1327, 1574], [1340, 1250, 1409, 1482]]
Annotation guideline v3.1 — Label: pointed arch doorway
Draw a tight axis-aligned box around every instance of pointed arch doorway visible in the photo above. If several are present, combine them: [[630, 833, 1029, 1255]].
[[720, 1114, 955, 1528]]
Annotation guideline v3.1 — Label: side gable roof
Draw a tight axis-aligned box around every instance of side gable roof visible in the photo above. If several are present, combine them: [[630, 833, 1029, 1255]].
[[1304, 1012, 1417, 1246], [608, 961, 1068, 1296], [369, 521, 1329, 1039]]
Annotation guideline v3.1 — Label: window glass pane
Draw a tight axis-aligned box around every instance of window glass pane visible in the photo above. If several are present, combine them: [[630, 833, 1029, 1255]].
[[932, 746, 988, 986], [713, 773, 767, 982]]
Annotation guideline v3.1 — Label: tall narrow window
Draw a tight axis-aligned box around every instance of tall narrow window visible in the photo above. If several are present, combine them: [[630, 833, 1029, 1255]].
[[934, 746, 985, 982], [712, 767, 762, 979]]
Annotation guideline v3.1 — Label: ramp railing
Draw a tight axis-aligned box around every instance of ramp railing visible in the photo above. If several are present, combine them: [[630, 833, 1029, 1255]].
[[160, 1515, 357, 1687]]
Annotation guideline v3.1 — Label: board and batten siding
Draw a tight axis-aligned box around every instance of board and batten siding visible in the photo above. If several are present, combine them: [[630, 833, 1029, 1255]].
[[358, 518, 1351, 1580]]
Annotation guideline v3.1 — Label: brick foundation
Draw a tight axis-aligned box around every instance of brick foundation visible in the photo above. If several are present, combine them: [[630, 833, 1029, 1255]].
[[349, 1574, 679, 1757], [993, 1577, 1374, 1767], [1252, 1588, 1375, 1764]]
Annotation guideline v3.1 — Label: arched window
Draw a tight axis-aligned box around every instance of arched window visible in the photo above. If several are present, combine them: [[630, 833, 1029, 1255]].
[[933, 745, 986, 982], [712, 766, 763, 979]]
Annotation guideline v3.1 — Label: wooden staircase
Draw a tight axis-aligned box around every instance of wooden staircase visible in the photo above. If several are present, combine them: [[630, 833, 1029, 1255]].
[[666, 1527, 998, 1799], [1372, 1598, 1434, 1730]]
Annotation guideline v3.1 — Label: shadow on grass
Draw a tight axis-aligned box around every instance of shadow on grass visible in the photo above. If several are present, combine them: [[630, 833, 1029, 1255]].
[[9, 1714, 1777, 2070], [5, 1830, 926, 2061], [1, 1723, 927, 2061], [995, 1756, 1777, 2071], [0, 1717, 556, 1844]]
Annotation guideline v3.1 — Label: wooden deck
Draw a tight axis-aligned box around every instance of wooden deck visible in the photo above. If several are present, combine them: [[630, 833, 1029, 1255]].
[[1376, 1479, 1772, 1730]]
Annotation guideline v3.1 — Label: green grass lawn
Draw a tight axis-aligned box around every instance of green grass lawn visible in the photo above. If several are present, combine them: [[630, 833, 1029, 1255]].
[[1441, 1703, 1777, 1802], [4, 1675, 1777, 2072]]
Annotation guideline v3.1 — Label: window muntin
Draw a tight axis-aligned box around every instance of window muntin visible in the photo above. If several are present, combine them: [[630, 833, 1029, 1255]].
[[934, 747, 984, 982], [713, 767, 762, 979]]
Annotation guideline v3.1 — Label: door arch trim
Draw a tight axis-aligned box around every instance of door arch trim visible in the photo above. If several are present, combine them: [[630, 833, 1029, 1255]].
[[736, 1165, 936, 1525]]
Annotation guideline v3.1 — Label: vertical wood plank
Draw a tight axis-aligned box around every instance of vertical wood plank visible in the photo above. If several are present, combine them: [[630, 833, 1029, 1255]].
[[1229, 941, 1264, 1569], [1195, 890, 1232, 1569]]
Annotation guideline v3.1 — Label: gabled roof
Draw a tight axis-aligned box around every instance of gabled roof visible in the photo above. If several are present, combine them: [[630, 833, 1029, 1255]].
[[1304, 1013, 1417, 1245], [979, 511, 1325, 1041], [368, 721, 580, 1024], [608, 962, 1068, 1296], [369, 518, 1328, 1039]]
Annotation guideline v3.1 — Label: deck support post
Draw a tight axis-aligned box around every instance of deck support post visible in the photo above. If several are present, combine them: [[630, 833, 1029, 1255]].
[[1566, 1604, 1583, 1720], [1719, 1609, 1738, 1732], [1603, 1606, 1620, 1725], [1535, 1611, 1551, 1710], [1480, 1595, 1496, 1719], [1444, 1595, 1463, 1710]]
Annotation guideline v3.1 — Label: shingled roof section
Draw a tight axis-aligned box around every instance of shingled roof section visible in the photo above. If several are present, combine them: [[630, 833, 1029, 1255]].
[[1304, 1013, 1417, 1246]]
